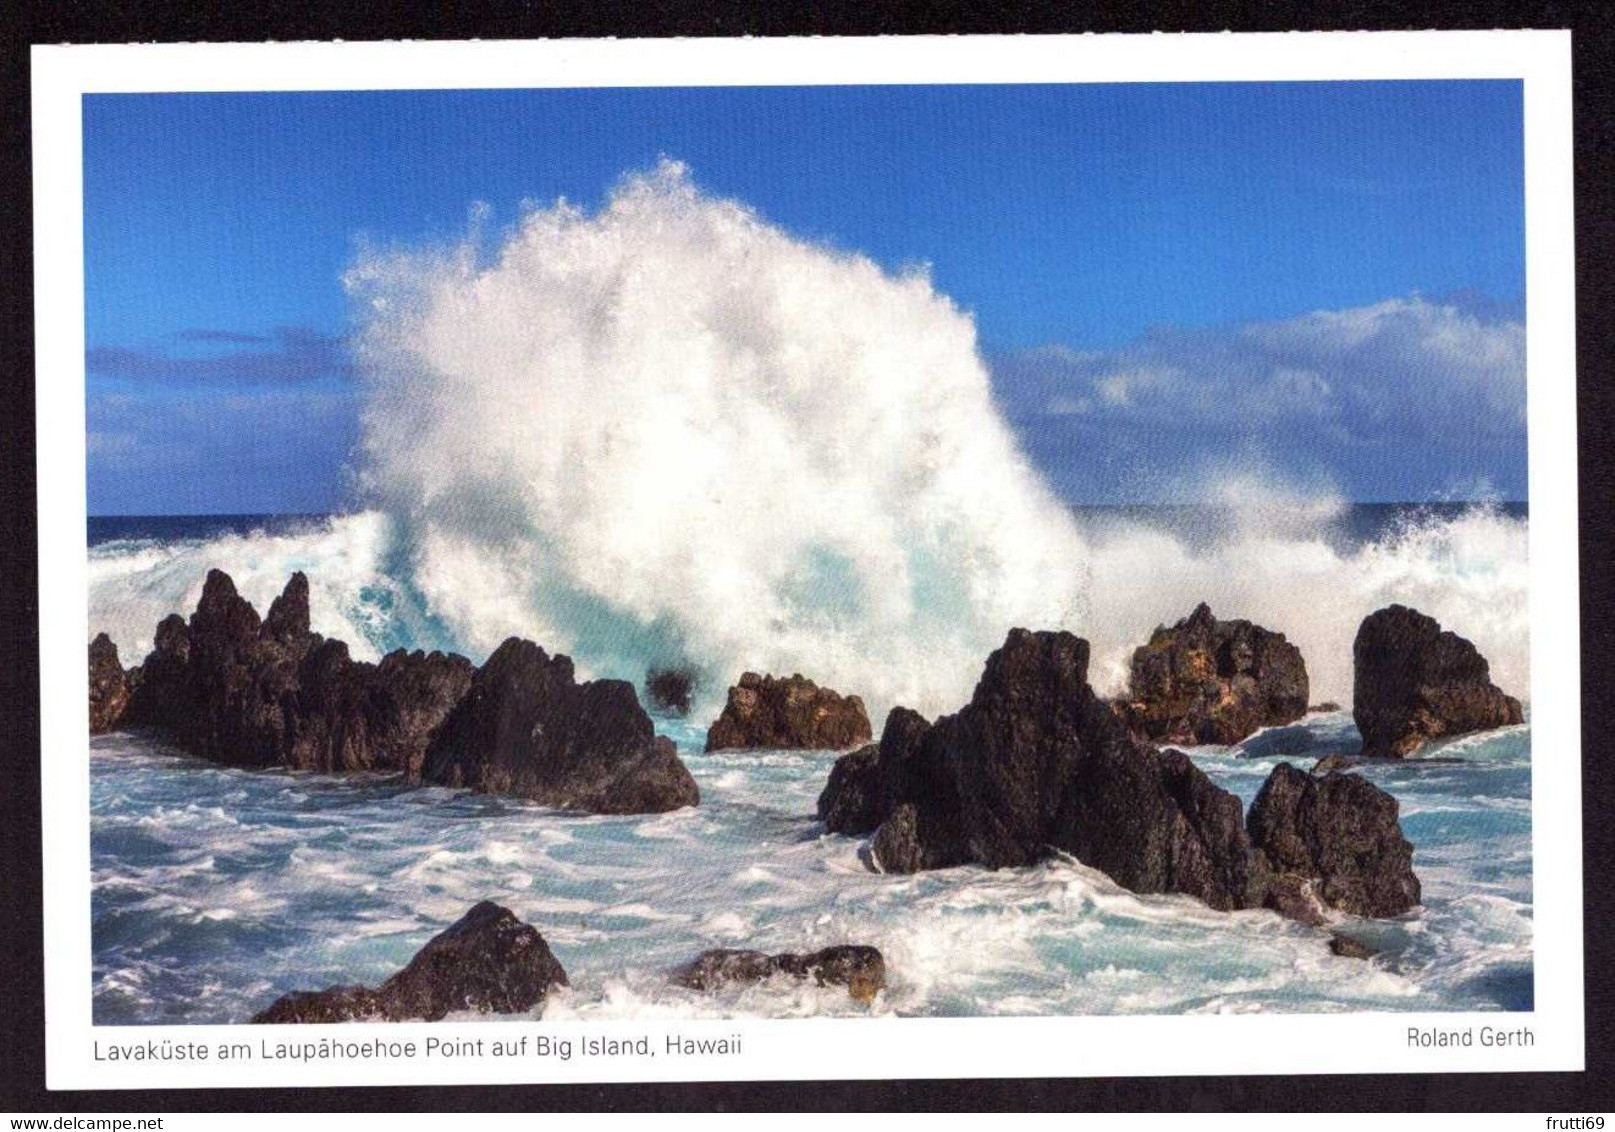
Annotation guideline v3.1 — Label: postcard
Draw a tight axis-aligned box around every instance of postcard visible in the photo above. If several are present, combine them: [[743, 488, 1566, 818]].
[[31, 30, 1580, 1090]]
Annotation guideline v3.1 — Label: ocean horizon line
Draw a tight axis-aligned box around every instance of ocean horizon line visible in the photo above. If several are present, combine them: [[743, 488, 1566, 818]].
[[86, 498, 1530, 522]]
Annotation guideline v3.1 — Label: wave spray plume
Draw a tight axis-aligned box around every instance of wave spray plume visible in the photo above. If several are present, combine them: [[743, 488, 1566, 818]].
[[343, 160, 1090, 717]]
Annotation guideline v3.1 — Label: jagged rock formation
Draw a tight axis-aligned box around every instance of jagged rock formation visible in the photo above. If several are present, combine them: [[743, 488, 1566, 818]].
[[670, 945, 885, 1003], [97, 568, 698, 813], [121, 569, 473, 774], [421, 638, 699, 814], [705, 672, 872, 752], [88, 633, 132, 734], [251, 902, 567, 1023], [1247, 763, 1420, 918], [1117, 603, 1309, 746], [1353, 604, 1523, 758], [819, 627, 1423, 924], [819, 628, 1261, 910]]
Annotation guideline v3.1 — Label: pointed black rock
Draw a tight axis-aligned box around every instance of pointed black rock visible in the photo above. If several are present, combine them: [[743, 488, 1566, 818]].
[[421, 637, 699, 813], [120, 569, 474, 774], [88, 632, 132, 734], [252, 901, 567, 1023], [818, 628, 1258, 910], [1353, 604, 1523, 757], [1247, 762, 1420, 918]]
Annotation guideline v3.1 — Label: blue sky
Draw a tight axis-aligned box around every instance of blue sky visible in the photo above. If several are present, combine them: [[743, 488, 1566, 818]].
[[83, 81, 1525, 513]]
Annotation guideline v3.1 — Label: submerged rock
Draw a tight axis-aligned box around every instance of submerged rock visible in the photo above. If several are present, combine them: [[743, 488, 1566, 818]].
[[252, 901, 567, 1023], [1309, 701, 1343, 714], [819, 628, 1259, 909], [646, 668, 695, 716], [1117, 603, 1309, 746], [705, 672, 872, 752], [1311, 753, 1360, 775], [671, 945, 885, 1004], [422, 637, 699, 814], [1247, 763, 1420, 918], [1329, 932, 1379, 960], [88, 633, 132, 734], [1353, 604, 1523, 758]]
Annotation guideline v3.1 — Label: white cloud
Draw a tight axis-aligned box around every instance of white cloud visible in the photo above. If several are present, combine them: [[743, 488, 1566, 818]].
[[989, 295, 1527, 502], [1000, 295, 1524, 439]]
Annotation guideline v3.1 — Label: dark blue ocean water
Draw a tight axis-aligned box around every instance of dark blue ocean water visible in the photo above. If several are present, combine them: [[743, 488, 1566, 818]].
[[87, 502, 1529, 550]]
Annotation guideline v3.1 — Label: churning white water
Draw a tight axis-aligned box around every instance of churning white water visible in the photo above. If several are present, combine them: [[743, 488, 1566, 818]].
[[91, 711, 1533, 1023]]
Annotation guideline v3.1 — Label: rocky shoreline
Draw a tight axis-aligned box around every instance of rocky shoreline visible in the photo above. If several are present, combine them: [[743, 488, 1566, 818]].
[[816, 626, 1418, 921], [90, 572, 1525, 1021], [92, 569, 698, 814]]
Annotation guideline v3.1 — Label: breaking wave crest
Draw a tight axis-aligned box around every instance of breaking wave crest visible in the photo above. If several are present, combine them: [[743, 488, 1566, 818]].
[[342, 160, 1089, 716]]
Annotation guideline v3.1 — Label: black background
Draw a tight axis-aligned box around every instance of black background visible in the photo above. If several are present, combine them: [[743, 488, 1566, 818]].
[[2, 0, 1611, 1112]]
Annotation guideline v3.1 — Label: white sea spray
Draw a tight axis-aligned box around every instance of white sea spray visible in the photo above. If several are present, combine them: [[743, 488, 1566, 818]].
[[343, 159, 1089, 718]]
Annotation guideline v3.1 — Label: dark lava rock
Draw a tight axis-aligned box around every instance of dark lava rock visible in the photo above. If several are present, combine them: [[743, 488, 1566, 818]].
[[88, 633, 132, 734], [1329, 932, 1379, 960], [127, 569, 306, 766], [1311, 753, 1360, 775], [104, 570, 690, 813], [291, 641, 475, 776], [817, 743, 881, 834], [1117, 603, 1309, 746], [1247, 763, 1420, 918], [705, 672, 872, 752], [818, 706, 937, 839], [671, 945, 885, 1004], [1353, 604, 1523, 758], [422, 638, 699, 814], [118, 570, 473, 776], [1260, 873, 1328, 927], [252, 901, 567, 1023], [1060, 744, 1262, 911], [250, 985, 382, 1024], [123, 613, 195, 736], [1309, 702, 1343, 714], [646, 668, 695, 716], [818, 628, 1259, 909], [817, 629, 1422, 925], [869, 801, 970, 874]]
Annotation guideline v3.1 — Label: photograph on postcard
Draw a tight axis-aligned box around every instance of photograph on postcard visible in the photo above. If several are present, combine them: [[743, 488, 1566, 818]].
[[70, 71, 1545, 1035]]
